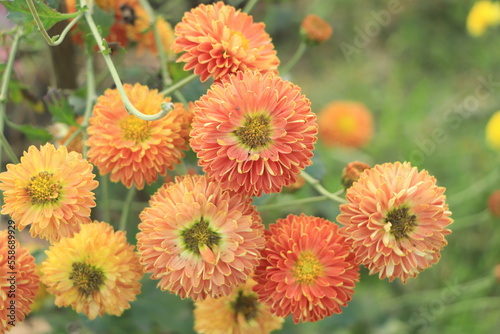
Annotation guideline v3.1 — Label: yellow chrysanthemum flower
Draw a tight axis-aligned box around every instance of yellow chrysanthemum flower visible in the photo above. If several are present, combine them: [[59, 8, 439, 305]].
[[41, 222, 143, 319], [486, 111, 500, 150], [467, 1, 500, 36]]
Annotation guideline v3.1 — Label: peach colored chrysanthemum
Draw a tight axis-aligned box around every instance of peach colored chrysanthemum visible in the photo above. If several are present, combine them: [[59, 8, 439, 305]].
[[190, 70, 317, 196], [41, 221, 143, 319], [0, 229, 40, 332], [253, 214, 359, 323], [337, 161, 453, 283], [137, 175, 265, 300], [301, 14, 333, 44], [86, 83, 189, 190], [318, 101, 374, 148], [194, 278, 284, 334], [0, 143, 98, 242], [171, 1, 280, 82]]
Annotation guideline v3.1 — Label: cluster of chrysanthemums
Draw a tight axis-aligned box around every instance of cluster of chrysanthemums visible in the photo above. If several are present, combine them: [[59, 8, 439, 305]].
[[0, 2, 454, 333]]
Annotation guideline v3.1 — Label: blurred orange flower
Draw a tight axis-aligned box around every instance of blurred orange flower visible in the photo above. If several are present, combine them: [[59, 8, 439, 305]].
[[301, 14, 333, 44]]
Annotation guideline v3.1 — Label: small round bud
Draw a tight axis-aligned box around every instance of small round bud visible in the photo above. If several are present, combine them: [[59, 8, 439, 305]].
[[341, 161, 371, 190], [488, 190, 500, 217], [284, 175, 306, 193], [300, 14, 333, 45]]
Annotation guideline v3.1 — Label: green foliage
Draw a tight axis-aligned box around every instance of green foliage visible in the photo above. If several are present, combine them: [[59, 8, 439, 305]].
[[44, 88, 79, 126], [4, 119, 52, 142]]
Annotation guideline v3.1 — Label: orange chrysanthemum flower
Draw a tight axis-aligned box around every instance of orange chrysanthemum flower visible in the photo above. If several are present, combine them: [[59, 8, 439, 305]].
[[488, 190, 500, 217], [194, 278, 284, 334], [0, 143, 98, 242], [337, 162, 453, 283], [318, 101, 374, 148], [190, 71, 317, 196], [137, 175, 265, 300], [253, 214, 359, 323], [0, 229, 39, 332], [86, 83, 189, 190], [300, 14, 333, 44], [171, 1, 280, 82], [41, 222, 143, 319]]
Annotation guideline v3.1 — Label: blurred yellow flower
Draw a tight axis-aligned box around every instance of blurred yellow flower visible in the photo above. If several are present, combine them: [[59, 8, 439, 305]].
[[486, 111, 500, 150], [466, 1, 500, 37]]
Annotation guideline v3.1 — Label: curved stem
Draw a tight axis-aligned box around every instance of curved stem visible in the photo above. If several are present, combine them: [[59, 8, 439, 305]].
[[160, 73, 198, 97], [82, 51, 95, 158], [280, 41, 307, 75], [81, 0, 173, 121], [301, 171, 347, 204], [243, 0, 259, 13], [119, 187, 136, 231], [26, 0, 81, 46], [0, 132, 19, 164], [258, 195, 328, 211], [63, 126, 84, 147]]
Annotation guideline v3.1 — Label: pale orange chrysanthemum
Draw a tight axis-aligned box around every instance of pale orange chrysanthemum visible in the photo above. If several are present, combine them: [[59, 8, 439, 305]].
[[41, 221, 143, 319], [0, 230, 40, 332], [301, 14, 333, 44], [0, 143, 98, 242], [137, 175, 265, 301], [171, 1, 280, 82], [253, 214, 359, 323], [86, 83, 189, 190], [318, 101, 374, 148], [190, 70, 317, 196], [194, 278, 284, 334], [337, 162, 453, 283]]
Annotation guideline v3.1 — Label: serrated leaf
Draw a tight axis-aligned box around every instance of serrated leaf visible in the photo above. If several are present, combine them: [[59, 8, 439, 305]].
[[44, 88, 78, 126], [4, 0, 80, 34], [7, 122, 53, 142]]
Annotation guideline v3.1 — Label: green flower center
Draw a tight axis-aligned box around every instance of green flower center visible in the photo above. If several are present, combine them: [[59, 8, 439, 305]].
[[69, 262, 105, 297], [26, 171, 61, 205], [386, 206, 417, 240], [181, 217, 221, 255], [230, 290, 259, 321], [233, 114, 272, 150], [119, 115, 151, 142], [292, 251, 323, 284]]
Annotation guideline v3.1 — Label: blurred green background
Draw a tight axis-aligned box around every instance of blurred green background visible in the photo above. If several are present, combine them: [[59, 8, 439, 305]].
[[3, 0, 500, 333]]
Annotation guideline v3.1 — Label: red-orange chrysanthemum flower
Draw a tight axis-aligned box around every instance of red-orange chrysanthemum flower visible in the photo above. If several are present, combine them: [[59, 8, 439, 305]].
[[171, 1, 280, 82], [194, 278, 284, 334], [137, 175, 265, 300], [190, 70, 317, 196], [0, 229, 39, 332], [318, 101, 374, 148], [86, 83, 189, 190], [337, 162, 453, 283], [253, 214, 359, 323], [0, 143, 98, 242]]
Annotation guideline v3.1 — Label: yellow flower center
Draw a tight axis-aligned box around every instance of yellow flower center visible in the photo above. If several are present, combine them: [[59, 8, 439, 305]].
[[69, 262, 105, 297], [338, 115, 356, 135], [230, 30, 249, 50], [292, 251, 323, 284], [182, 217, 221, 255], [386, 206, 417, 240], [230, 290, 258, 321], [26, 171, 61, 205], [119, 115, 151, 142], [233, 114, 272, 150]]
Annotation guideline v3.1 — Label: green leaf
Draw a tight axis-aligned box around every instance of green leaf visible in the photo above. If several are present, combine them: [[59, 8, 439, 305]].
[[44, 88, 78, 126], [6, 122, 53, 142], [3, 0, 80, 34]]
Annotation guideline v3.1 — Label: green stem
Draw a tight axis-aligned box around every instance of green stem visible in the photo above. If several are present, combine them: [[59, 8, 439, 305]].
[[301, 171, 347, 204], [82, 51, 96, 158], [258, 195, 328, 211], [81, 0, 173, 121], [160, 73, 198, 97], [25, 0, 81, 46], [119, 187, 136, 231], [63, 126, 84, 147], [243, 0, 259, 13], [0, 132, 19, 164], [280, 41, 307, 75], [100, 174, 111, 223]]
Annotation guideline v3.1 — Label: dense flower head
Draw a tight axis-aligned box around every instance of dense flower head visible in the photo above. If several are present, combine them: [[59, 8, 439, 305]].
[[318, 101, 374, 148], [466, 1, 500, 36], [137, 175, 265, 300], [300, 14, 333, 44], [486, 110, 500, 150], [337, 161, 453, 283], [171, 1, 280, 82], [253, 214, 359, 323], [190, 70, 317, 196], [0, 143, 98, 242], [0, 230, 40, 332], [194, 278, 284, 334], [86, 83, 189, 190], [41, 221, 143, 319]]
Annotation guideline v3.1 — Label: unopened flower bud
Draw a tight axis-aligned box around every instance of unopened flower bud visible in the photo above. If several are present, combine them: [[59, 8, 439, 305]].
[[341, 161, 371, 189], [488, 190, 500, 217], [300, 14, 333, 45]]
